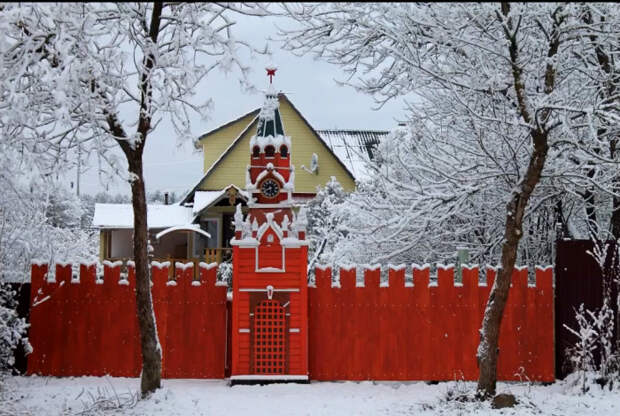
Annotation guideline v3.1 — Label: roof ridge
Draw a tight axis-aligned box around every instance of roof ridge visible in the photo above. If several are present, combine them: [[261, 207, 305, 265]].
[[195, 107, 260, 146], [180, 115, 259, 204]]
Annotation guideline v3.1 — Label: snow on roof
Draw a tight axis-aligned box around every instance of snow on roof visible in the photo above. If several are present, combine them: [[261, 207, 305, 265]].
[[317, 130, 388, 180], [193, 186, 250, 215], [193, 191, 224, 215], [93, 203, 194, 229]]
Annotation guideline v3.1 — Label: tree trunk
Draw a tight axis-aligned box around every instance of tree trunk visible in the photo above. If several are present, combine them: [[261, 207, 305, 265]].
[[128, 154, 162, 397], [609, 164, 620, 239], [583, 180, 599, 238], [476, 132, 549, 398]]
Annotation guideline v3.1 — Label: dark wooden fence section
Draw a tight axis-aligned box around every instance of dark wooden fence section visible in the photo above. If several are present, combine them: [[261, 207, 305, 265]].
[[555, 240, 619, 379]]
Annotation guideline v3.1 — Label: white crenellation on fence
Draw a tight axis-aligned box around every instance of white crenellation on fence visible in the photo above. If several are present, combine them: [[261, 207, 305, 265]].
[[152, 261, 171, 269], [310, 264, 553, 288], [30, 259, 229, 287], [199, 262, 218, 270], [175, 261, 194, 271]]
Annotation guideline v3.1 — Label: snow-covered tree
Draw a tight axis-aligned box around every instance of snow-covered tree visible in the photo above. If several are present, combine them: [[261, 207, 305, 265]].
[[1, 2, 268, 396], [278, 3, 620, 397], [305, 177, 349, 272]]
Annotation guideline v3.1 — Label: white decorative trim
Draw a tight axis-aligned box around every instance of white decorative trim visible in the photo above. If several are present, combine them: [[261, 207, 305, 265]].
[[249, 133, 292, 153], [388, 263, 406, 271], [246, 203, 295, 209], [103, 260, 123, 268], [281, 238, 309, 248], [257, 214, 282, 241], [363, 263, 381, 272], [339, 264, 356, 272], [230, 375, 308, 381], [535, 265, 553, 272], [231, 237, 259, 247], [239, 288, 300, 293], [256, 266, 286, 273], [289, 328, 300, 333], [461, 263, 479, 271], [199, 262, 218, 270], [412, 263, 430, 271], [175, 262, 194, 271], [239, 329, 250, 333], [151, 261, 171, 269]]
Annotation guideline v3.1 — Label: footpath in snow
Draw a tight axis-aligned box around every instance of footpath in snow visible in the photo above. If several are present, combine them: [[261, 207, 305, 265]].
[[1, 375, 619, 415]]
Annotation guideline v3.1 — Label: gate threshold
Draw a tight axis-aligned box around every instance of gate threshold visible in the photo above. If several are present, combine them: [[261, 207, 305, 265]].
[[230, 375, 309, 386]]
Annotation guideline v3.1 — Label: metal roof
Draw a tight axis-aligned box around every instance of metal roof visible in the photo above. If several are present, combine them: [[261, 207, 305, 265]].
[[317, 130, 389, 180]]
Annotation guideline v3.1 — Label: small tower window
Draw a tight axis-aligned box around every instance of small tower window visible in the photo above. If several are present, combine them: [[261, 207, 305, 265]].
[[280, 145, 288, 158], [265, 145, 275, 158], [252, 146, 260, 158]]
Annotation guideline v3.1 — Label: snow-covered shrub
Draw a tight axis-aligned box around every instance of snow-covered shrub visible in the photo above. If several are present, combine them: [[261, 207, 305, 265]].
[[216, 261, 233, 286], [564, 301, 618, 393], [0, 283, 29, 376]]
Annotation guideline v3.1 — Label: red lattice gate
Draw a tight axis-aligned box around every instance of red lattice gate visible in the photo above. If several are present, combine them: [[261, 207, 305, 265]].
[[253, 300, 286, 374]]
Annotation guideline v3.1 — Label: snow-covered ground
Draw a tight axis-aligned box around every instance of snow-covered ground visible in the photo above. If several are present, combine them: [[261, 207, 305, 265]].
[[1, 375, 618, 415]]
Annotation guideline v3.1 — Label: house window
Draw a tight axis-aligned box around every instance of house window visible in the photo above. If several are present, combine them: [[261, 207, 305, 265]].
[[280, 145, 288, 158], [252, 146, 260, 158], [265, 145, 275, 158]]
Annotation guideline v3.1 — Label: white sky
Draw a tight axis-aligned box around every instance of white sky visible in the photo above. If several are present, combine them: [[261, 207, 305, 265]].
[[65, 14, 407, 198]]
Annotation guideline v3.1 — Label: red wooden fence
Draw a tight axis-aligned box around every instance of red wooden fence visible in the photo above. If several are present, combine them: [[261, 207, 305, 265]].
[[27, 262, 553, 381], [27, 261, 228, 378], [308, 265, 554, 382]]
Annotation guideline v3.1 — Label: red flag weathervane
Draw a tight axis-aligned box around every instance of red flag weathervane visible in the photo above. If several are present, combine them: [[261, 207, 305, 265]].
[[266, 66, 277, 84]]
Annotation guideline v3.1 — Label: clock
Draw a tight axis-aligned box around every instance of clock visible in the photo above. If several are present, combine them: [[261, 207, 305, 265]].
[[260, 178, 280, 198]]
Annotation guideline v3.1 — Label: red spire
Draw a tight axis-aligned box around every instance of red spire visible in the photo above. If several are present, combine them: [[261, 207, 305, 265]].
[[266, 66, 277, 84]]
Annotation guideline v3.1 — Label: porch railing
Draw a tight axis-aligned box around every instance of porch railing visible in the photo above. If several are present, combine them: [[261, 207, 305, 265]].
[[105, 248, 233, 281]]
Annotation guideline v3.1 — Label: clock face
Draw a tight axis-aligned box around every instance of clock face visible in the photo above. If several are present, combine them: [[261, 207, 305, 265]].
[[260, 178, 280, 198]]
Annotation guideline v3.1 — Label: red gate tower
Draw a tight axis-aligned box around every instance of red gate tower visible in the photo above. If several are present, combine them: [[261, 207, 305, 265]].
[[230, 67, 309, 383]]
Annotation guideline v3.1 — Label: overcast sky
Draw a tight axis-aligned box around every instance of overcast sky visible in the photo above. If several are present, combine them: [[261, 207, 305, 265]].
[[68, 13, 407, 198]]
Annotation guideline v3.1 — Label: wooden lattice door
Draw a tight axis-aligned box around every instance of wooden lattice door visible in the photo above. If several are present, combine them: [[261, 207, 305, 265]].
[[252, 299, 286, 374]]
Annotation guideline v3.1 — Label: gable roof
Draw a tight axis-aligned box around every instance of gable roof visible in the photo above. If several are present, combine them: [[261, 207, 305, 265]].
[[193, 185, 250, 216], [181, 116, 258, 204], [194, 108, 260, 148], [182, 93, 387, 204], [279, 94, 358, 182]]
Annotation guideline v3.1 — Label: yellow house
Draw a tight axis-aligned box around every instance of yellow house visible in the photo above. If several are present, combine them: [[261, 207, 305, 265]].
[[94, 92, 388, 264]]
